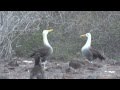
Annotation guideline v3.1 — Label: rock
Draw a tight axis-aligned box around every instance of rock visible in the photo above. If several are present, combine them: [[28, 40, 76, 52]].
[[62, 74, 74, 79], [0, 75, 9, 79], [69, 60, 82, 69], [7, 60, 19, 67]]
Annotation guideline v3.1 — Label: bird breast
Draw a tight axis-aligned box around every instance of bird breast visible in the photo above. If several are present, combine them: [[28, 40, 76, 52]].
[[81, 46, 89, 52], [81, 46, 91, 57]]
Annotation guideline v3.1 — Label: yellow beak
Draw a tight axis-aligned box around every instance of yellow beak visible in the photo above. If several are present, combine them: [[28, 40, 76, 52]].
[[48, 29, 53, 32], [80, 34, 86, 38]]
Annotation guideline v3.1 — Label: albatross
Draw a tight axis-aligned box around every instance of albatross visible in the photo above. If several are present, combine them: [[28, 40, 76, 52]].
[[80, 33, 105, 63], [30, 29, 53, 70]]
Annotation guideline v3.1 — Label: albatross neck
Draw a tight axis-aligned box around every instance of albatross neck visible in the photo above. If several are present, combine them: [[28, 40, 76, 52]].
[[43, 33, 53, 50], [84, 35, 91, 48]]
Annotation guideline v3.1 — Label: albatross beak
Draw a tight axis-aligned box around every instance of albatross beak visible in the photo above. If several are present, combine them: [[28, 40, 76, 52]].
[[48, 29, 53, 32], [80, 34, 86, 38]]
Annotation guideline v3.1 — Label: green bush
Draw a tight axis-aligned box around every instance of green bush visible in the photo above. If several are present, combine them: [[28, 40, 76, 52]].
[[12, 30, 43, 57], [8, 11, 120, 61]]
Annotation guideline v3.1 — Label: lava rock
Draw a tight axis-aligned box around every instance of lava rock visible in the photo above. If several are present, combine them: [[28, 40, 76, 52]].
[[69, 60, 82, 69]]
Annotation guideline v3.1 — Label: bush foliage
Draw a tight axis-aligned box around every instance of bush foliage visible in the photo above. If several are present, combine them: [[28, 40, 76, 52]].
[[0, 11, 120, 61]]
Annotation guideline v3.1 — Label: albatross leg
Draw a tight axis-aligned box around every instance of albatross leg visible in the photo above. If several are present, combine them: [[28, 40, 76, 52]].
[[87, 60, 93, 64], [42, 60, 48, 70], [85, 59, 93, 64]]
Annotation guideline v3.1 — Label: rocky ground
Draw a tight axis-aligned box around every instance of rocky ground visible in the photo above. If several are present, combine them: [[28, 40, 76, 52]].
[[0, 57, 120, 79]]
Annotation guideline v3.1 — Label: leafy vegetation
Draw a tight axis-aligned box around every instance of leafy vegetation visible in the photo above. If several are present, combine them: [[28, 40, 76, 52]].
[[0, 11, 120, 61]]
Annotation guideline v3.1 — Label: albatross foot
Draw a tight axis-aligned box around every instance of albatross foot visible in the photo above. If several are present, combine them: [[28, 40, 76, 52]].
[[43, 66, 48, 70], [41, 61, 48, 70], [85, 59, 93, 64]]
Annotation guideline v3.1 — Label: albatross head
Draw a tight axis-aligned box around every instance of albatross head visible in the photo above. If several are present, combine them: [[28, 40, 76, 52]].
[[42, 29, 53, 35], [80, 33, 91, 38], [80, 32, 92, 49]]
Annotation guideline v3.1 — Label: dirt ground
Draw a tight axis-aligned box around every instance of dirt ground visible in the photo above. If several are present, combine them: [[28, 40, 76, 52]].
[[0, 57, 120, 79]]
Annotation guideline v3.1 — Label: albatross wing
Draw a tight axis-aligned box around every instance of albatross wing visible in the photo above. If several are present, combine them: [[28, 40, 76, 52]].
[[90, 47, 105, 60]]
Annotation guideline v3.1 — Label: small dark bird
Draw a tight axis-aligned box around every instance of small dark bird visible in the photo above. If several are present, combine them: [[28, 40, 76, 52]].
[[80, 33, 105, 63], [30, 56, 45, 79]]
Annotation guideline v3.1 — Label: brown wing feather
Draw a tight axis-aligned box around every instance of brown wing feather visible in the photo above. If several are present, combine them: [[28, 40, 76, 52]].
[[90, 47, 105, 60], [30, 47, 51, 58]]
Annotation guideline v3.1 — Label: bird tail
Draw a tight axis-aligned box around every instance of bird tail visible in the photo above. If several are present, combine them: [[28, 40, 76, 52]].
[[30, 53, 35, 57], [99, 54, 105, 60]]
